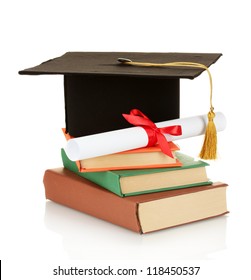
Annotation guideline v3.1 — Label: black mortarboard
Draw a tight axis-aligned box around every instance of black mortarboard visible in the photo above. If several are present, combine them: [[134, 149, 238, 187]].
[[19, 52, 221, 138]]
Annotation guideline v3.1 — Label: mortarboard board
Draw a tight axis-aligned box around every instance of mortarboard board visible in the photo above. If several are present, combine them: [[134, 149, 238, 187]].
[[19, 52, 222, 140]]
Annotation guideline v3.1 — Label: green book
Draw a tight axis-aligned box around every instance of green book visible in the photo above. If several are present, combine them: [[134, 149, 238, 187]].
[[61, 149, 211, 197]]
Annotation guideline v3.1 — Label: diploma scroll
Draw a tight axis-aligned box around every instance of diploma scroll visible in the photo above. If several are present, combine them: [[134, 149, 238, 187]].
[[65, 112, 226, 161]]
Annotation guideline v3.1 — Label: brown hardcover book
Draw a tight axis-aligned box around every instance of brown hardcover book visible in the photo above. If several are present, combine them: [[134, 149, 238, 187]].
[[44, 168, 228, 234]]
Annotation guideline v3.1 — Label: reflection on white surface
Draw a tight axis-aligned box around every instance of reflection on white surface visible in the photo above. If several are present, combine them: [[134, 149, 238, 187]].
[[44, 201, 228, 260]]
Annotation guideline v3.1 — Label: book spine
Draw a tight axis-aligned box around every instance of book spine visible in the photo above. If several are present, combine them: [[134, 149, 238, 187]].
[[43, 168, 141, 233]]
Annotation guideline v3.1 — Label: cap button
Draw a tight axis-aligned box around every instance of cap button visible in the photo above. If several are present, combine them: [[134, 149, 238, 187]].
[[117, 58, 132, 63]]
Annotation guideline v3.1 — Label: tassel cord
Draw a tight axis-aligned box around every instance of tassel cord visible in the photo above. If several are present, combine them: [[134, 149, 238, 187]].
[[124, 60, 213, 111], [120, 59, 217, 159]]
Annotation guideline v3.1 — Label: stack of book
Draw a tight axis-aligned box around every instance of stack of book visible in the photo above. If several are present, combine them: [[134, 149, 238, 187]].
[[44, 142, 228, 234]]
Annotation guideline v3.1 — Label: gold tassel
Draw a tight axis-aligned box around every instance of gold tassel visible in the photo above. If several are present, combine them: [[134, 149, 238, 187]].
[[118, 58, 218, 160], [199, 110, 217, 160]]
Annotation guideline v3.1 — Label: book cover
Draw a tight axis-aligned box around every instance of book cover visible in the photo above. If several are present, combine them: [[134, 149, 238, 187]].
[[79, 144, 182, 172], [61, 149, 212, 197], [43, 168, 228, 234]]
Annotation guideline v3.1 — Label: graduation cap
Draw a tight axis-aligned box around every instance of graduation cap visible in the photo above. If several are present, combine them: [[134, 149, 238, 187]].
[[19, 52, 222, 159]]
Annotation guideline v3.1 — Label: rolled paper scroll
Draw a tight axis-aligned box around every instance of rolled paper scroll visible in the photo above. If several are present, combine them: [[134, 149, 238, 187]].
[[65, 112, 226, 161]]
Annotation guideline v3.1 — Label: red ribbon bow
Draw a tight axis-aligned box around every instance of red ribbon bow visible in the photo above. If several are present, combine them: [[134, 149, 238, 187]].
[[122, 109, 182, 158]]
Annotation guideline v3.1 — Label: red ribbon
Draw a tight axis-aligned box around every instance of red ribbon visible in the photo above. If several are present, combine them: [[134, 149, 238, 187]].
[[122, 109, 182, 158]]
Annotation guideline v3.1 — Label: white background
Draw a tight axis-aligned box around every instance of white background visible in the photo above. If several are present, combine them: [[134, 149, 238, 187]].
[[1, 0, 250, 279]]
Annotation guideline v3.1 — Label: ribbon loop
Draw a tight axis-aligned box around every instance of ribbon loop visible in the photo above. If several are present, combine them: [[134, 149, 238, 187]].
[[122, 109, 182, 158]]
